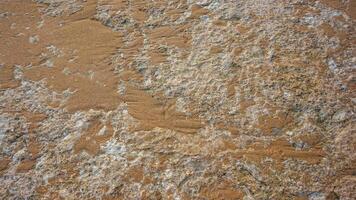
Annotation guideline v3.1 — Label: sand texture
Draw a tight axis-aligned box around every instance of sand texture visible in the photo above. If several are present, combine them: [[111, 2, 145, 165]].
[[0, 0, 355, 199]]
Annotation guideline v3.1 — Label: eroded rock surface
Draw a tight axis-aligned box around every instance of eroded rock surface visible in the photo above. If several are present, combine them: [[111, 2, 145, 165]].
[[0, 0, 355, 199]]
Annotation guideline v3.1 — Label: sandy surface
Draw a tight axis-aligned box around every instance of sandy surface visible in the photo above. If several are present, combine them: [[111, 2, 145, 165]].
[[0, 0, 355, 199]]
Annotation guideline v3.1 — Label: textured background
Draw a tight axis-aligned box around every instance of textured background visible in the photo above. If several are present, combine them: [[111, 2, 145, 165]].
[[0, 0, 355, 199]]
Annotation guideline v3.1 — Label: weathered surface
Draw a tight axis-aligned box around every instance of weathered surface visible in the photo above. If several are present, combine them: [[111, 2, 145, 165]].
[[0, 0, 355, 199]]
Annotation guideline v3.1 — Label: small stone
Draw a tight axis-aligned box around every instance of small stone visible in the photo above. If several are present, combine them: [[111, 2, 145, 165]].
[[332, 110, 349, 122], [29, 35, 39, 44]]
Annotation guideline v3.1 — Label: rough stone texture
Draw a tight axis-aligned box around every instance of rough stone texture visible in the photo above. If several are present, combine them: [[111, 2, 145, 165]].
[[0, 0, 355, 199]]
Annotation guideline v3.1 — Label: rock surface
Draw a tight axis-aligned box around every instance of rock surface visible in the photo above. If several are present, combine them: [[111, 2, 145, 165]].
[[0, 0, 355, 199]]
